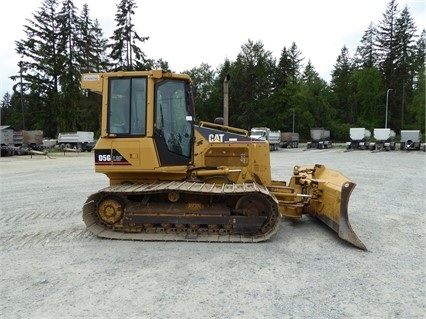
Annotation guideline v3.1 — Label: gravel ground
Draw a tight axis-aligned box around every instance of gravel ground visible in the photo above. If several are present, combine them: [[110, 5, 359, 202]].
[[0, 148, 425, 319]]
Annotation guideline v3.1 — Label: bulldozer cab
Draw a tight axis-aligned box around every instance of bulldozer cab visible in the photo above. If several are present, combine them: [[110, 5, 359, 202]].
[[97, 72, 195, 167]]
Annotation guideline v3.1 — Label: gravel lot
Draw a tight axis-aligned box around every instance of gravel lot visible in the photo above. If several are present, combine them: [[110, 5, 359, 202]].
[[1, 147, 425, 318]]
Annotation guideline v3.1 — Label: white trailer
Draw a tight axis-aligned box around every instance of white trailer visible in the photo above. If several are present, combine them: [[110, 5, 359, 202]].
[[346, 128, 371, 150], [400, 130, 422, 151], [307, 127, 332, 149], [1, 127, 47, 155], [370, 128, 396, 151], [57, 131, 95, 151], [250, 127, 281, 151]]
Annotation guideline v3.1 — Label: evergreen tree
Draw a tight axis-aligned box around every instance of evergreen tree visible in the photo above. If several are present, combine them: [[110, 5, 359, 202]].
[[393, 5, 418, 129], [0, 93, 13, 126], [302, 61, 332, 122], [108, 0, 149, 70], [375, 0, 400, 131], [271, 42, 304, 132], [11, 0, 108, 136], [274, 47, 292, 90], [354, 22, 378, 68], [330, 46, 355, 124], [80, 4, 110, 73], [229, 40, 276, 129], [298, 61, 336, 139], [287, 42, 304, 84], [376, 0, 399, 84], [408, 29, 426, 132], [78, 4, 110, 133], [350, 68, 385, 129], [57, 0, 85, 131], [274, 42, 303, 89], [13, 0, 63, 135]]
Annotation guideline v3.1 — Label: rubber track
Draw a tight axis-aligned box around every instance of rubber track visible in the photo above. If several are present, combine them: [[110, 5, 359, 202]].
[[83, 181, 281, 243]]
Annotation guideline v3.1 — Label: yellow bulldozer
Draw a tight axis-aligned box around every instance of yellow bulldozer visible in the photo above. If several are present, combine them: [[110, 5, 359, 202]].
[[81, 70, 366, 250]]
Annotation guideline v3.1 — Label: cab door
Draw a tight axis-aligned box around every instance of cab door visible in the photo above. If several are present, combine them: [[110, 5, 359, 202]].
[[154, 79, 194, 166]]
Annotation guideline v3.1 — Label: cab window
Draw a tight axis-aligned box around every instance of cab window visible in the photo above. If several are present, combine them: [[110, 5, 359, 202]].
[[108, 77, 147, 135]]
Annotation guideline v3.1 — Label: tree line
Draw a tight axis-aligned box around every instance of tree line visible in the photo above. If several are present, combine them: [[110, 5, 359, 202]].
[[1, 0, 424, 141]]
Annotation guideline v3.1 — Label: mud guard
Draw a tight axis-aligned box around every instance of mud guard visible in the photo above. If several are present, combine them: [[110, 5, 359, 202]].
[[315, 181, 367, 250]]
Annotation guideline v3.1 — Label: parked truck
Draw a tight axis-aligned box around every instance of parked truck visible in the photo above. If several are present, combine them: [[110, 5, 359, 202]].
[[307, 127, 332, 149], [400, 130, 422, 151], [280, 132, 299, 148], [250, 127, 281, 151], [57, 131, 96, 151], [346, 128, 371, 150], [0, 126, 16, 156], [1, 126, 44, 156], [370, 128, 396, 151]]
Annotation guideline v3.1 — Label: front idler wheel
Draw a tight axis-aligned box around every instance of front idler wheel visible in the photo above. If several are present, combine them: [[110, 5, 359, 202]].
[[97, 196, 124, 225]]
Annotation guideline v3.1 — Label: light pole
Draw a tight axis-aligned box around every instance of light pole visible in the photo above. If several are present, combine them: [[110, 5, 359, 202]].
[[385, 89, 393, 129], [19, 61, 25, 130]]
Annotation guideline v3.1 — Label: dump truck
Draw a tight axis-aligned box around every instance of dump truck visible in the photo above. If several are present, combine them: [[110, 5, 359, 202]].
[[57, 131, 96, 151], [80, 70, 366, 250], [346, 128, 371, 150], [0, 126, 16, 156], [370, 128, 396, 151], [307, 127, 332, 149], [1, 126, 44, 155], [400, 130, 422, 151], [280, 132, 299, 148], [250, 127, 281, 151]]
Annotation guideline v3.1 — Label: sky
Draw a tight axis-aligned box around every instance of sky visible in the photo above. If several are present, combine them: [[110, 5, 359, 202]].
[[0, 0, 424, 99]]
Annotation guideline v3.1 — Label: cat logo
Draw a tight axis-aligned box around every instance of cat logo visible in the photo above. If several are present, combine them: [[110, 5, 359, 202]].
[[208, 133, 225, 143]]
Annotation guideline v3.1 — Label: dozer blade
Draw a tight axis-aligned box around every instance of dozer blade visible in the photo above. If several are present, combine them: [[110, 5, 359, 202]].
[[300, 166, 367, 250], [314, 181, 366, 250], [273, 165, 366, 250]]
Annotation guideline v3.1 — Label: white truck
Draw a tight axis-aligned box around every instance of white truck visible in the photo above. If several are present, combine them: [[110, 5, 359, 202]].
[[57, 131, 96, 152], [250, 127, 281, 151], [307, 127, 332, 149], [346, 128, 371, 150], [1, 126, 15, 156], [400, 130, 422, 151], [370, 128, 396, 151]]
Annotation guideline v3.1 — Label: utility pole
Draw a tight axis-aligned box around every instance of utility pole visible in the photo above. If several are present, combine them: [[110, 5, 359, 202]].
[[19, 61, 25, 130], [385, 89, 393, 129], [223, 74, 230, 126]]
